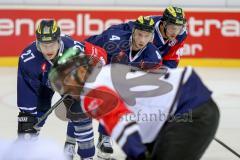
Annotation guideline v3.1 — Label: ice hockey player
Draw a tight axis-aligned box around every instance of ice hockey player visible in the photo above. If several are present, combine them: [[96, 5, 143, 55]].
[[17, 19, 107, 160], [48, 48, 220, 160], [88, 5, 187, 68], [85, 15, 163, 159], [86, 15, 162, 70]]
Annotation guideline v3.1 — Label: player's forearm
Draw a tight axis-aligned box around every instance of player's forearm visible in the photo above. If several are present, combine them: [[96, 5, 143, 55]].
[[82, 86, 147, 159]]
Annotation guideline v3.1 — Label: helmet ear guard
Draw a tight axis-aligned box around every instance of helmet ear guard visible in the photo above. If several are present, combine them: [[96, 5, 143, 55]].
[[36, 19, 61, 43]]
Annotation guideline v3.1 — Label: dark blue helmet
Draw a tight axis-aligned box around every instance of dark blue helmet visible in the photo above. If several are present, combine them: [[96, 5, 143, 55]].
[[134, 16, 155, 33], [162, 5, 186, 25], [36, 19, 61, 43]]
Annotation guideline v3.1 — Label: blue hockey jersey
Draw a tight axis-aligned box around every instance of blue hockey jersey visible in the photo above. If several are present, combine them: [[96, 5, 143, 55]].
[[86, 29, 162, 70], [102, 16, 188, 68], [17, 35, 85, 115]]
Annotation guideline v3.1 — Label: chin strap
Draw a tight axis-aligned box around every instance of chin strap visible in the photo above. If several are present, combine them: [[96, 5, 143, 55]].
[[159, 21, 169, 41], [162, 23, 170, 41]]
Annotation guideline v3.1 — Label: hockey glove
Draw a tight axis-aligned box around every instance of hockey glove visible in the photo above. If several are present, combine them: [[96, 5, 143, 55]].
[[84, 41, 107, 66], [17, 112, 38, 139], [63, 95, 88, 121]]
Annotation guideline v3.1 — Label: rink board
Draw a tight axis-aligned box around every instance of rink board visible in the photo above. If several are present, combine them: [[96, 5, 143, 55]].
[[1, 57, 240, 67]]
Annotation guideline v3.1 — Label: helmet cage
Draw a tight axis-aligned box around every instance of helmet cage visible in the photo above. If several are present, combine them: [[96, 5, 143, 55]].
[[49, 48, 91, 95]]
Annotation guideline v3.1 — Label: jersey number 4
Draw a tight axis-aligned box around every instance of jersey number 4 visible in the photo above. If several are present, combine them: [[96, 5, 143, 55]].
[[110, 35, 120, 41], [21, 49, 35, 63]]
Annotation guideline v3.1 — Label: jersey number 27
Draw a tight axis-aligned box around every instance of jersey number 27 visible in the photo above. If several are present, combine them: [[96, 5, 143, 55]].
[[21, 49, 35, 63]]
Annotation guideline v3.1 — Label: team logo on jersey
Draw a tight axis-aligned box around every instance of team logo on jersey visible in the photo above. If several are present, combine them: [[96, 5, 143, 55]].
[[41, 63, 47, 73]]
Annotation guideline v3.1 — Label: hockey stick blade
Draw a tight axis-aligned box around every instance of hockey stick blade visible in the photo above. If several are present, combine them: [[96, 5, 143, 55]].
[[33, 94, 68, 130]]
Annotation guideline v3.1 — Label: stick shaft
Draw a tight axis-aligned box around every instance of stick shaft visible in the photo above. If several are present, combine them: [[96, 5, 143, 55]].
[[33, 94, 68, 130], [214, 137, 240, 158]]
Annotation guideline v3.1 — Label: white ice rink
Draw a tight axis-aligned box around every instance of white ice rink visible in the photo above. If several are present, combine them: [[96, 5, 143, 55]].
[[0, 67, 239, 160]]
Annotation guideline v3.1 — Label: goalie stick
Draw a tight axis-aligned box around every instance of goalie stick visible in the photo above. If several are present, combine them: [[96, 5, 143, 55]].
[[33, 94, 68, 130]]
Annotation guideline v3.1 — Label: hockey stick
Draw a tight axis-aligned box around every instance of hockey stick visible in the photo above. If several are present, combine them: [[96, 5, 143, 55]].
[[214, 137, 240, 158], [33, 94, 68, 130]]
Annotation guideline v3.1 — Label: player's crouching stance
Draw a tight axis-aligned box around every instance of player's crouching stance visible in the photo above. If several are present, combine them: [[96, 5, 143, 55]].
[[49, 47, 220, 160], [17, 19, 107, 160]]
